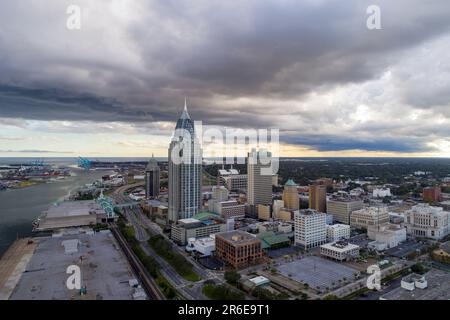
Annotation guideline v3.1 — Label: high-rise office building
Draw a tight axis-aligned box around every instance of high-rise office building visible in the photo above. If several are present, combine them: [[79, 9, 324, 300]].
[[294, 209, 327, 250], [327, 196, 364, 224], [309, 184, 327, 213], [168, 100, 202, 223], [247, 148, 273, 215], [282, 179, 299, 210], [145, 155, 160, 199]]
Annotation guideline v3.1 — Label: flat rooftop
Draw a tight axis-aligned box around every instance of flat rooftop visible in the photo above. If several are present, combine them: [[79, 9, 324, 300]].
[[381, 269, 450, 300], [321, 242, 359, 252], [45, 200, 105, 218], [328, 197, 362, 203], [216, 230, 259, 244], [8, 232, 135, 300]]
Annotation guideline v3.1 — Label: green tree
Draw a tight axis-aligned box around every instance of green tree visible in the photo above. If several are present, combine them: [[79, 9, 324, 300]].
[[224, 270, 241, 285]]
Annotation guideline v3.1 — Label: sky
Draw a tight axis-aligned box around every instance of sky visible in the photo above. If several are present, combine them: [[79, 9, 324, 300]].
[[1, 0, 450, 158]]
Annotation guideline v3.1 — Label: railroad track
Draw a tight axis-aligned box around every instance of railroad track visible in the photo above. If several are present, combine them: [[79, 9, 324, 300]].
[[109, 224, 165, 300]]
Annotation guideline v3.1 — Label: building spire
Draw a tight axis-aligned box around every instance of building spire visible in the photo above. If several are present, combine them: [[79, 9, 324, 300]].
[[180, 97, 190, 119]]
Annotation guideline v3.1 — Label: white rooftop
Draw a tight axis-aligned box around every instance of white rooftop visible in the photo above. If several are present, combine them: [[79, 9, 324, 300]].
[[61, 239, 80, 254], [178, 218, 201, 224], [249, 276, 270, 286], [321, 241, 359, 252]]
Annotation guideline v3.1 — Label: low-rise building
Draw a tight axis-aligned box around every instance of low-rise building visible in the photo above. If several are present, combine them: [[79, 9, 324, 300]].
[[373, 188, 391, 198], [257, 221, 292, 234], [215, 230, 263, 269], [380, 269, 450, 300], [404, 204, 450, 240], [326, 224, 350, 242], [186, 235, 216, 257], [350, 206, 390, 230], [320, 241, 360, 261], [367, 223, 406, 250], [256, 231, 291, 250], [171, 213, 227, 245], [34, 200, 109, 231]]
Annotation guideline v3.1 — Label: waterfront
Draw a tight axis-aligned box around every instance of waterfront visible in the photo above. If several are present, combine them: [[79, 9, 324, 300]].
[[0, 166, 108, 257]]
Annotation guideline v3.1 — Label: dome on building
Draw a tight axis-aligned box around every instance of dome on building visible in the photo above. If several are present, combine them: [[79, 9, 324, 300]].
[[285, 179, 297, 187]]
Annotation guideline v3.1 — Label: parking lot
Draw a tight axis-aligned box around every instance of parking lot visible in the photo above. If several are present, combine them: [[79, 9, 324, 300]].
[[266, 246, 300, 259], [385, 240, 426, 258], [277, 256, 360, 292]]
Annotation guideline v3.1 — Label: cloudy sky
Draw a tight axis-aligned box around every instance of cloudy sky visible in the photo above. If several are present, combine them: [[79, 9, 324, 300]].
[[1, 0, 450, 158]]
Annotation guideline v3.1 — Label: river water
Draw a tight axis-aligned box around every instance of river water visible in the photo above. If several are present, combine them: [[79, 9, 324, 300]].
[[0, 167, 108, 257]]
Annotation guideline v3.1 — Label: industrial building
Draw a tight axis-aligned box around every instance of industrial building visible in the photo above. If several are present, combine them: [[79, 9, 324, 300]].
[[34, 200, 112, 232], [1, 231, 138, 300]]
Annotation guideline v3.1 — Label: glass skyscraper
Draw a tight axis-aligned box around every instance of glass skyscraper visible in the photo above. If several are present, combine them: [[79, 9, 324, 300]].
[[168, 100, 202, 223]]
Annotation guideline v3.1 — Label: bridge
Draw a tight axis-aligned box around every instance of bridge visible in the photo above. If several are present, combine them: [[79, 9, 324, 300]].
[[77, 157, 92, 170], [114, 201, 141, 209]]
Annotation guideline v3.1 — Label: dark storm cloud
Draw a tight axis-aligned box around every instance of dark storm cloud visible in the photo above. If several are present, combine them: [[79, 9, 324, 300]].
[[1, 0, 450, 153], [0, 84, 154, 122], [281, 134, 435, 153]]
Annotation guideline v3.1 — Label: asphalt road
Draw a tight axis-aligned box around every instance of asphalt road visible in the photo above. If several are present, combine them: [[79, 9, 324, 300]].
[[112, 191, 220, 300]]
